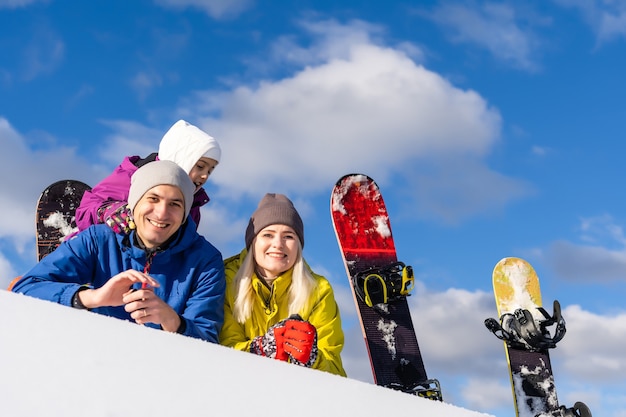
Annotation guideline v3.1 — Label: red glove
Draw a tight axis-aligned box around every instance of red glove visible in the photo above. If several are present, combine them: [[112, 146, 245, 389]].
[[273, 325, 288, 361], [250, 320, 289, 361], [283, 317, 318, 367]]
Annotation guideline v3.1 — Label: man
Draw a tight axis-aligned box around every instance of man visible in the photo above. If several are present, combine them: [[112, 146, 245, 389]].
[[12, 160, 225, 343]]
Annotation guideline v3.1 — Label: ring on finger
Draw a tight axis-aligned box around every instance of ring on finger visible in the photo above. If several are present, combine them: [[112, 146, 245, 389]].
[[143, 309, 147, 317]]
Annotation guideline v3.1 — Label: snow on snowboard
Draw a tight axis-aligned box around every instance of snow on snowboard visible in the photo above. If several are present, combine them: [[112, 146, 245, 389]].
[[331, 173, 441, 400], [484, 257, 592, 417]]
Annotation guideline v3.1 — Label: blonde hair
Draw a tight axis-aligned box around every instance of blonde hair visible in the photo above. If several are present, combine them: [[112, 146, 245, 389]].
[[232, 240, 317, 324]]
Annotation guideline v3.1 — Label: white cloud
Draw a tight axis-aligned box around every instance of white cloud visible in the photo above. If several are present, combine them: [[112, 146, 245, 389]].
[[66, 84, 96, 110], [196, 201, 249, 254], [579, 214, 626, 245], [95, 119, 163, 166], [548, 240, 626, 282], [21, 26, 65, 81], [130, 71, 164, 101], [531, 145, 549, 156], [422, 2, 544, 71], [598, 9, 626, 42], [0, 119, 93, 241], [153, 0, 253, 19], [0, 118, 101, 279], [20, 19, 527, 226], [172, 21, 519, 226], [559, 304, 626, 380], [409, 158, 533, 224], [545, 215, 626, 282], [270, 19, 392, 67], [0, 0, 47, 8], [0, 252, 17, 289], [410, 285, 502, 372], [554, 0, 626, 45], [461, 377, 512, 411]]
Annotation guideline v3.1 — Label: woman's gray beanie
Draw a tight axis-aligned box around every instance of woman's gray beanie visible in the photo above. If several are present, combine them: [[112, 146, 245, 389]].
[[245, 193, 304, 249]]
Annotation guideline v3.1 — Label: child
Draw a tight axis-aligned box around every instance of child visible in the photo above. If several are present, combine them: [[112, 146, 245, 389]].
[[76, 119, 221, 233]]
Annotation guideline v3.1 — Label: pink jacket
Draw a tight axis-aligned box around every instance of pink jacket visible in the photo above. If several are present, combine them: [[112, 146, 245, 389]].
[[76, 154, 209, 231]]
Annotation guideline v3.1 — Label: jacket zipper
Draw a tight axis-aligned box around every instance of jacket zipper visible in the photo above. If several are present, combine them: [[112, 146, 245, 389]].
[[263, 284, 274, 315], [142, 250, 156, 288]]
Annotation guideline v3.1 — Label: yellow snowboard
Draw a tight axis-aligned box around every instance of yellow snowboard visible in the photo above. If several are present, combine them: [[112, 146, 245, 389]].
[[489, 257, 593, 417], [491, 257, 556, 417]]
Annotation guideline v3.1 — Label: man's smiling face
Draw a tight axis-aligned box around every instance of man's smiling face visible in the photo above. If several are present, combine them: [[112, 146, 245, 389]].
[[133, 184, 185, 249]]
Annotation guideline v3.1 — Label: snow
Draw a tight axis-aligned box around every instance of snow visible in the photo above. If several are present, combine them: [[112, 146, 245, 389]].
[[0, 290, 494, 417], [506, 270, 536, 310], [377, 318, 398, 359], [42, 211, 77, 240], [330, 173, 376, 218], [372, 215, 392, 238], [512, 362, 558, 417]]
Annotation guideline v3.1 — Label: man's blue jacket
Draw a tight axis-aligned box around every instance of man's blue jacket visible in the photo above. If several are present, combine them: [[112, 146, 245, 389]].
[[13, 221, 225, 343]]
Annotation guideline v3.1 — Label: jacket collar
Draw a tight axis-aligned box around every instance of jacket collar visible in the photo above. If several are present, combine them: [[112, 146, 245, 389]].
[[252, 268, 293, 297], [118, 220, 196, 258]]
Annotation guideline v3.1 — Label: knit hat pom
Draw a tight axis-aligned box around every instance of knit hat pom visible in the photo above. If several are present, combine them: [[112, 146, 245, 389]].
[[245, 193, 304, 249]]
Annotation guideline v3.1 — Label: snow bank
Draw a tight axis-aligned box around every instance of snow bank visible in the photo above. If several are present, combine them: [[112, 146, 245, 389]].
[[0, 290, 493, 417]]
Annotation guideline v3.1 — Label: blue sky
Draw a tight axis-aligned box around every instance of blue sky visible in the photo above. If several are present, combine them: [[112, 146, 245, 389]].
[[1, 1, 625, 416]]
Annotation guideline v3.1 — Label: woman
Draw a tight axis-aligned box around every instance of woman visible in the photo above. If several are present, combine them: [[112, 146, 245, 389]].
[[220, 193, 346, 376], [75, 119, 221, 234]]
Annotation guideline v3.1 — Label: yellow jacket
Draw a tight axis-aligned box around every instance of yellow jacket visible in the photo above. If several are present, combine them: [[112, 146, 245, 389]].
[[219, 249, 346, 376]]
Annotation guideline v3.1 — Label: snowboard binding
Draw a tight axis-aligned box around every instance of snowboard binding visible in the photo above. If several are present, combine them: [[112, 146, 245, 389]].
[[386, 379, 443, 401], [387, 357, 443, 401], [352, 261, 415, 308], [542, 401, 592, 417], [484, 300, 567, 351]]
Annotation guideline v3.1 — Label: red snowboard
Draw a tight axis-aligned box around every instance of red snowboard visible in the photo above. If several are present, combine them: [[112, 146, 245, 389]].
[[331, 173, 440, 399]]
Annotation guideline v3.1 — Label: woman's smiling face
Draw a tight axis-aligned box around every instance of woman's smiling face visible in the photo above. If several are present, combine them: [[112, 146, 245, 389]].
[[253, 224, 299, 280]]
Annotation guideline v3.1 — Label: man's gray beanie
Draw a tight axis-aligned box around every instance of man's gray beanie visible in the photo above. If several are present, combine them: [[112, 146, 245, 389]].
[[128, 160, 195, 222]]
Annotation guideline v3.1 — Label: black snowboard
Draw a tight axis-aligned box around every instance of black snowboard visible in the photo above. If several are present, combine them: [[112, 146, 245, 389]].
[[36, 180, 91, 261]]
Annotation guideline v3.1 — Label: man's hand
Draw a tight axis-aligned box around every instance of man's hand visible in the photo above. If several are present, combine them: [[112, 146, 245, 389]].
[[77, 270, 159, 309], [122, 287, 180, 332]]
